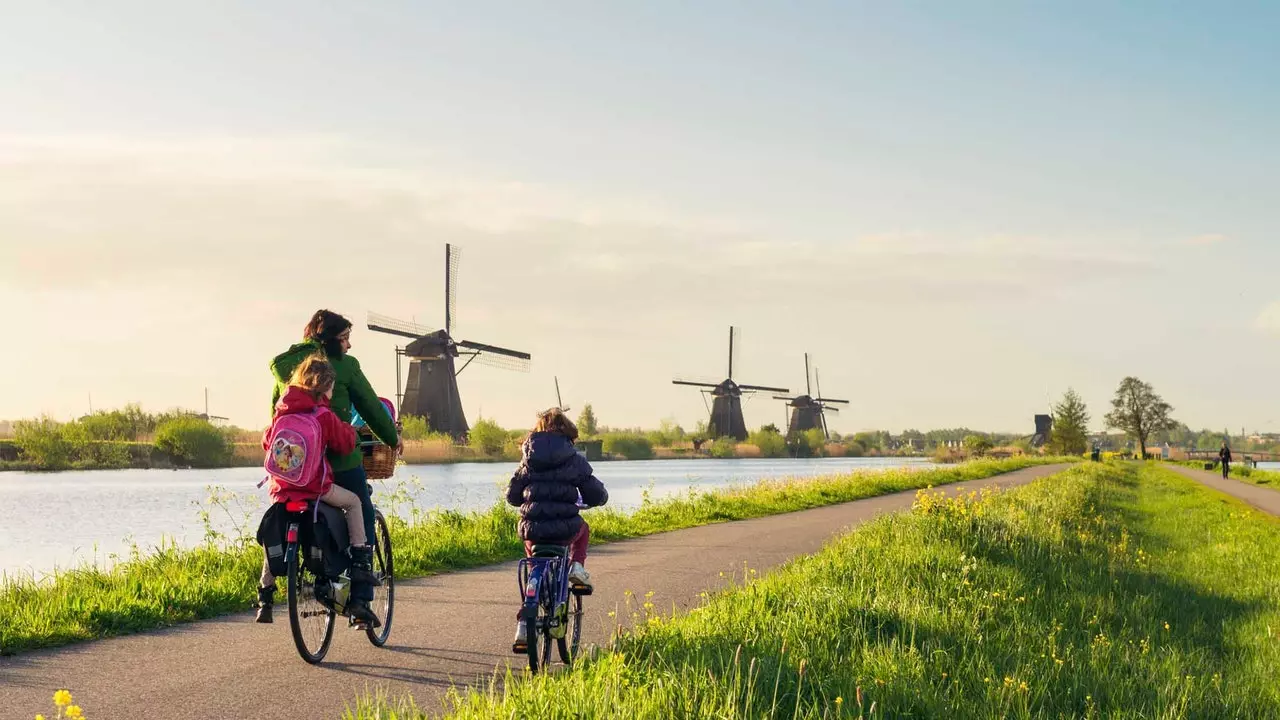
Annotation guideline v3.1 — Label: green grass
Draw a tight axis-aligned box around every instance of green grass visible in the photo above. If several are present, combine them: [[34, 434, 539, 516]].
[[1173, 459, 1280, 488], [349, 462, 1280, 719], [0, 457, 1067, 656]]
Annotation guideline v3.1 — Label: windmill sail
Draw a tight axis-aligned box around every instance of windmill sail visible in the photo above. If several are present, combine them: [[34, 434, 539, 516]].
[[673, 325, 787, 441], [367, 244, 531, 440]]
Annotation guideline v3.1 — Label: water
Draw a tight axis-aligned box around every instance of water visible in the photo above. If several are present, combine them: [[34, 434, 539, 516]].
[[0, 456, 934, 578]]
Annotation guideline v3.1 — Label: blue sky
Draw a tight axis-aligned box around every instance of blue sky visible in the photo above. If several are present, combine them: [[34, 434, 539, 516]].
[[1, 2, 1277, 434]]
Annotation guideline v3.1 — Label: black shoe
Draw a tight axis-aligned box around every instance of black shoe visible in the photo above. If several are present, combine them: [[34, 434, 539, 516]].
[[348, 545, 382, 587], [348, 598, 381, 629], [255, 585, 275, 624]]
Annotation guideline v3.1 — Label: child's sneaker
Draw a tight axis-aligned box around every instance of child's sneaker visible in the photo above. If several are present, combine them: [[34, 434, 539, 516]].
[[568, 562, 591, 589], [512, 622, 528, 654]]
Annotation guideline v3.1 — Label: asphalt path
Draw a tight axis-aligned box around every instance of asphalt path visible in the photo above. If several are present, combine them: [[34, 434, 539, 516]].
[[0, 463, 1069, 720]]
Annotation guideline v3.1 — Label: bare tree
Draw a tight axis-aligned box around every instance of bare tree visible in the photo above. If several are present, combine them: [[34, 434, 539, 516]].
[[1104, 377, 1176, 459]]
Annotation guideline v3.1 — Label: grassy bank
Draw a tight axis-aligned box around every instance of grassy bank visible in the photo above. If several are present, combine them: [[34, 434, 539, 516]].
[[0, 456, 1068, 656], [353, 462, 1280, 719], [1175, 459, 1280, 488]]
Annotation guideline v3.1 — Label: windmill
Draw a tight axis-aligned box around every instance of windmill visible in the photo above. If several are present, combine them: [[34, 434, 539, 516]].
[[554, 376, 570, 413], [368, 244, 531, 440], [773, 354, 849, 439], [673, 326, 788, 441]]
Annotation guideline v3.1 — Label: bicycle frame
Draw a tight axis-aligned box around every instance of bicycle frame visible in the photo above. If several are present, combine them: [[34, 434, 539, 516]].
[[517, 551, 572, 639]]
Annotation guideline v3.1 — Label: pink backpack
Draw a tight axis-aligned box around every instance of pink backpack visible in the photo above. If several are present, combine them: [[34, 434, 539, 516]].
[[262, 408, 331, 496]]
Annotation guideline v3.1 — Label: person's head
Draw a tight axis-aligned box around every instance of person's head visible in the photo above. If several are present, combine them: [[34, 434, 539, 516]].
[[303, 309, 353, 357], [532, 407, 578, 441], [289, 353, 337, 401]]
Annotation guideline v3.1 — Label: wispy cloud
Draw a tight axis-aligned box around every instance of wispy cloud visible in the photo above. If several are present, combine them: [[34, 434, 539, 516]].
[[1186, 233, 1228, 246]]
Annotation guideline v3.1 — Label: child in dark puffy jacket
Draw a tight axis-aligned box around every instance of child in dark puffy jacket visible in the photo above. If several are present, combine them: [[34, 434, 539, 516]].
[[507, 407, 607, 650]]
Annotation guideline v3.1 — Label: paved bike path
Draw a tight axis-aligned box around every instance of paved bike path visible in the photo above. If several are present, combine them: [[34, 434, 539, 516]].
[[1166, 464, 1280, 516], [0, 464, 1068, 720]]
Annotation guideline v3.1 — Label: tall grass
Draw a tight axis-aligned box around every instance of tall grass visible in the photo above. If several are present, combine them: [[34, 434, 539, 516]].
[[353, 462, 1280, 719], [0, 457, 1066, 655]]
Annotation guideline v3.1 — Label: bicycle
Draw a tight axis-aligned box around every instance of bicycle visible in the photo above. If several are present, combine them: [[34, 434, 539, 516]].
[[516, 544, 590, 673], [282, 498, 395, 664]]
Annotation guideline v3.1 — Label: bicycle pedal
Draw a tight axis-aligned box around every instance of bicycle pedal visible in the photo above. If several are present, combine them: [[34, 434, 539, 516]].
[[571, 585, 594, 596], [511, 642, 528, 654]]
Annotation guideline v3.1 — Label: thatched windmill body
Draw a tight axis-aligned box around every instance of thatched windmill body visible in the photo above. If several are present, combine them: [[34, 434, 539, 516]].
[[673, 327, 788, 441], [368, 244, 531, 440], [774, 354, 849, 439]]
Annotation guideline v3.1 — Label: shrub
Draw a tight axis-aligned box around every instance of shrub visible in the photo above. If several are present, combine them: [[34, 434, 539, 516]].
[[602, 433, 655, 460], [154, 417, 232, 468], [400, 414, 432, 441], [13, 416, 73, 469], [964, 434, 993, 457], [746, 427, 787, 458], [709, 437, 737, 458], [468, 418, 509, 456]]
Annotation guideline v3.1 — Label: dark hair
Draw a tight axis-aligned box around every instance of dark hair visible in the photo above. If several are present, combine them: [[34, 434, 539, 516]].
[[303, 310, 352, 357], [289, 354, 337, 401]]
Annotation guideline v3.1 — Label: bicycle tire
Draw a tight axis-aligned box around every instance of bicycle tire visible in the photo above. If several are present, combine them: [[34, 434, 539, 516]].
[[557, 593, 583, 665], [365, 511, 395, 647], [287, 547, 335, 664]]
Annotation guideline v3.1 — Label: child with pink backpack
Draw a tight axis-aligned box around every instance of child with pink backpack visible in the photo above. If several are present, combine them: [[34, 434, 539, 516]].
[[256, 354, 381, 627]]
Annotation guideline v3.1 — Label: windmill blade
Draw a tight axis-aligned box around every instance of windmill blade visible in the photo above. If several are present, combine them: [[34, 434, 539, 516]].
[[815, 397, 851, 404], [462, 349, 532, 373], [445, 244, 461, 334], [673, 379, 721, 389], [739, 383, 790, 393], [804, 353, 813, 397], [368, 312, 435, 340], [772, 395, 799, 401], [555, 376, 564, 409], [457, 338, 531, 360], [820, 407, 830, 439], [822, 405, 842, 413], [728, 326, 741, 381]]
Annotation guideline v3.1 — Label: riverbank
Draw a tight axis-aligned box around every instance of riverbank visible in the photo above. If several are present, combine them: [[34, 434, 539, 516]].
[[355, 462, 1280, 719], [0, 456, 1070, 656], [1174, 459, 1280, 488]]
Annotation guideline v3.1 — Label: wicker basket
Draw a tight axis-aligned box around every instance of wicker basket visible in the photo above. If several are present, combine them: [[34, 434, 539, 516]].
[[360, 427, 399, 480]]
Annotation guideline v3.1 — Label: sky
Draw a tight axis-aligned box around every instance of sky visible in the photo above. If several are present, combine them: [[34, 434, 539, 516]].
[[1, 2, 1278, 435]]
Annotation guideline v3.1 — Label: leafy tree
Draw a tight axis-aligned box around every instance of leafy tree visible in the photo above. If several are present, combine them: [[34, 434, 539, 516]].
[[963, 434, 993, 456], [747, 426, 787, 458], [400, 414, 432, 441], [576, 404, 599, 438], [1049, 388, 1090, 456], [1104, 377, 1177, 460], [154, 417, 232, 467], [468, 418, 509, 456], [13, 416, 73, 469]]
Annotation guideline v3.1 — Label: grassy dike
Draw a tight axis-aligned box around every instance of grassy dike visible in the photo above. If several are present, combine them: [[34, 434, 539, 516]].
[[350, 462, 1280, 719], [1175, 459, 1280, 488], [0, 457, 1067, 656]]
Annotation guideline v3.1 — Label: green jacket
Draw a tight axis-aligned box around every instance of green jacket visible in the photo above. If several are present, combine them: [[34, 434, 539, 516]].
[[270, 340, 399, 472]]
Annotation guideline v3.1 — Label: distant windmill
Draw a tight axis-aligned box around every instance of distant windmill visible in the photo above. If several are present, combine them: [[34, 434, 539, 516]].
[[673, 326, 789, 441], [368, 244, 532, 440], [773, 354, 849, 439]]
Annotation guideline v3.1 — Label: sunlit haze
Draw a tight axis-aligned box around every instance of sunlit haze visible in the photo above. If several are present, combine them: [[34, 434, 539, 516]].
[[3, 2, 1277, 434]]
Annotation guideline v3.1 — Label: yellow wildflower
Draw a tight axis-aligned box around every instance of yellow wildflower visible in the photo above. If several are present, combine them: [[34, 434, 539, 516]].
[[1164, 622, 1170, 631], [835, 697, 843, 706], [37, 715, 46, 720], [66, 707, 84, 719], [53, 691, 72, 707]]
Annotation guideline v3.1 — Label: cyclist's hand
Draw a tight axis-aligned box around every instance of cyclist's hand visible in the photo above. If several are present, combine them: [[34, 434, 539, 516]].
[[395, 438, 404, 456]]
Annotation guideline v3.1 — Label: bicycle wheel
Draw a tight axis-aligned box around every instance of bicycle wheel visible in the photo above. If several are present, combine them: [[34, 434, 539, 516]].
[[366, 510, 394, 647], [287, 547, 335, 664], [524, 586, 554, 673], [557, 593, 583, 665]]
